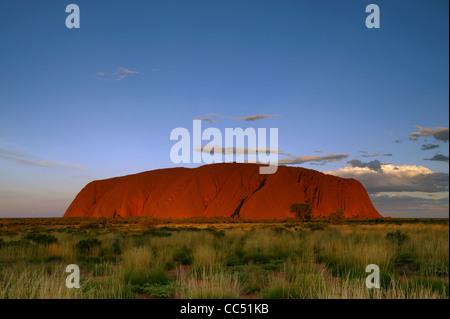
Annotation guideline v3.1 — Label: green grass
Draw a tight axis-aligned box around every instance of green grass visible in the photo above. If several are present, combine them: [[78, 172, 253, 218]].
[[0, 218, 448, 299]]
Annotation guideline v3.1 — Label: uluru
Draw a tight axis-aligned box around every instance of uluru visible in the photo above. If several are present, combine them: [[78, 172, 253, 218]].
[[63, 163, 382, 219]]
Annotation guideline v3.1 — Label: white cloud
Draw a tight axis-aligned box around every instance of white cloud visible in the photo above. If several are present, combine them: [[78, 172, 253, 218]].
[[325, 164, 449, 193], [116, 67, 139, 74]]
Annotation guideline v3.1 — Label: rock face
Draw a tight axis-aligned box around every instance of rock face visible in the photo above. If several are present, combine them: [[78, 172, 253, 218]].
[[63, 163, 382, 219]]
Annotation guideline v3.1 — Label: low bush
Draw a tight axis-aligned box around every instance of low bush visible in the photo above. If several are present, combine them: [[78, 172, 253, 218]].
[[125, 269, 171, 287], [75, 238, 101, 253], [24, 233, 58, 246], [140, 218, 161, 230], [328, 209, 346, 225], [306, 223, 326, 231], [135, 282, 178, 298], [142, 229, 172, 237], [79, 221, 100, 229], [385, 230, 408, 245], [173, 246, 193, 265]]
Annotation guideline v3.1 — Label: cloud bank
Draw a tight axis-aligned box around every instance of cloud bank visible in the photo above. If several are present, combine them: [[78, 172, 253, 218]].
[[370, 194, 449, 218], [325, 163, 449, 194]]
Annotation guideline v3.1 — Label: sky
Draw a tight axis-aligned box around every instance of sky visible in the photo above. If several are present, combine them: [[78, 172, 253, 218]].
[[0, 0, 448, 218]]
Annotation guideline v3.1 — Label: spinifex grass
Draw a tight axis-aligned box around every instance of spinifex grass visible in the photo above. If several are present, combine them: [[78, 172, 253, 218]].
[[0, 219, 448, 299]]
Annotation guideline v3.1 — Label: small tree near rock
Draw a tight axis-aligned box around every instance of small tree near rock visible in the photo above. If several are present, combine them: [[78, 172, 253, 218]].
[[328, 209, 346, 224], [290, 203, 313, 221]]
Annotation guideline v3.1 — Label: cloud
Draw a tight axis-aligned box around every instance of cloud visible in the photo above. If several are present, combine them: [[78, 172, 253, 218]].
[[348, 159, 382, 172], [0, 145, 84, 170], [194, 145, 280, 155], [394, 140, 402, 144], [193, 146, 347, 166], [424, 154, 449, 163], [421, 144, 440, 151], [278, 153, 348, 165], [194, 117, 216, 123], [116, 67, 139, 74], [96, 67, 142, 81], [361, 153, 393, 158], [203, 113, 279, 122], [409, 126, 449, 142], [325, 164, 449, 193]]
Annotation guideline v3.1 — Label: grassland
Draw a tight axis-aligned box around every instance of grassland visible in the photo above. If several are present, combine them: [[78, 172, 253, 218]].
[[0, 217, 448, 299]]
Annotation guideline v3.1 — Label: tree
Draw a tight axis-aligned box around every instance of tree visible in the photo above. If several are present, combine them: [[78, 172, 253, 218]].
[[99, 217, 107, 228], [290, 203, 313, 221], [328, 209, 346, 225]]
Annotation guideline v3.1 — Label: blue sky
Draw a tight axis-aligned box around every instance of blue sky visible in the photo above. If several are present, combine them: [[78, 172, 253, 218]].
[[0, 0, 448, 218]]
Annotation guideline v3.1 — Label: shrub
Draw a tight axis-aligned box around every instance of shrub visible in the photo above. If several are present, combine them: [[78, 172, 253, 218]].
[[44, 256, 63, 263], [328, 209, 346, 225], [419, 263, 449, 277], [79, 221, 100, 229], [24, 233, 58, 246], [140, 217, 161, 230], [142, 229, 172, 237], [137, 282, 178, 298], [99, 217, 107, 228], [244, 253, 272, 265], [1, 239, 31, 248], [173, 245, 193, 265], [78, 256, 101, 264], [126, 269, 171, 287], [206, 227, 225, 238], [75, 238, 101, 253], [112, 236, 122, 255], [289, 203, 313, 221], [307, 223, 326, 231], [164, 260, 175, 270], [385, 230, 408, 245], [271, 226, 286, 233]]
